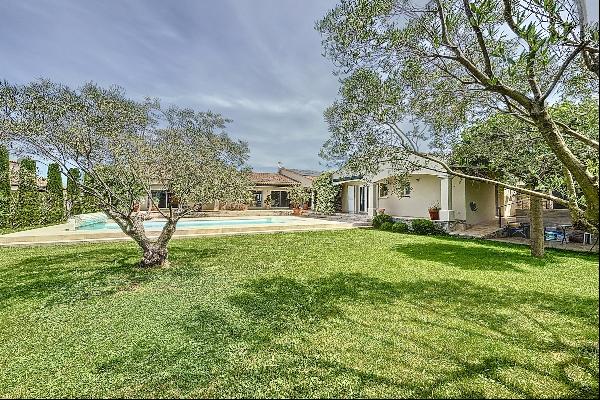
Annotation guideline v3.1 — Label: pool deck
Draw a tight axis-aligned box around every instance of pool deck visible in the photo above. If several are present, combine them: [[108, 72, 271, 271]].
[[0, 216, 355, 247]]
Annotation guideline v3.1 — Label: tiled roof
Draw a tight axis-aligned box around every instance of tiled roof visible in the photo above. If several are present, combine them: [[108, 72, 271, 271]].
[[250, 172, 299, 186], [287, 169, 321, 177]]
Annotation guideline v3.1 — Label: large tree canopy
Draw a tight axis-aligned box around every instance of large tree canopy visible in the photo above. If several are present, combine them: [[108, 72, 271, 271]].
[[0, 80, 252, 267], [317, 0, 599, 228]]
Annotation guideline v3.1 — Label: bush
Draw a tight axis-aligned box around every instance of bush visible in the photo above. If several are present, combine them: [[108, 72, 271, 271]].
[[17, 158, 41, 228], [380, 221, 394, 231], [372, 213, 393, 229], [0, 146, 10, 228], [312, 172, 338, 215], [411, 218, 446, 235], [46, 163, 64, 224], [391, 221, 409, 233]]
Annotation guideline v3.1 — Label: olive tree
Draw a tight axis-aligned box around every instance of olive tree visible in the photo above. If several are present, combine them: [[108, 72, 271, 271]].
[[452, 99, 599, 256], [317, 0, 599, 231], [0, 80, 252, 267]]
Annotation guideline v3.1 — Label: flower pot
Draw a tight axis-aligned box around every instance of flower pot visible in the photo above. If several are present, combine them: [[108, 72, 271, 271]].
[[428, 209, 440, 220], [292, 207, 302, 216], [302, 202, 309, 210]]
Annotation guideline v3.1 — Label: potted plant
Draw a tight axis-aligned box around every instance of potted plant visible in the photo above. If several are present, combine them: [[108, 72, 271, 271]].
[[428, 202, 440, 220], [264, 194, 273, 209], [288, 185, 310, 216]]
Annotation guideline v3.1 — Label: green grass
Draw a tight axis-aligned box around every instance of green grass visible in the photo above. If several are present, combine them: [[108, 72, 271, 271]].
[[0, 230, 598, 398]]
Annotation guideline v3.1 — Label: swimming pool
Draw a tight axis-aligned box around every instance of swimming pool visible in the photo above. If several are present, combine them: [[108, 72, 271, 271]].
[[78, 217, 291, 231]]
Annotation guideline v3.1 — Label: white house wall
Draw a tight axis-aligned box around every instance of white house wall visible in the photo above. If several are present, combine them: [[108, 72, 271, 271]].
[[378, 175, 441, 218], [465, 180, 497, 225], [452, 178, 467, 221]]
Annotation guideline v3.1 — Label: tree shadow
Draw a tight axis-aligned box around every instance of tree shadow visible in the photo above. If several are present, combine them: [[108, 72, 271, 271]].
[[0, 245, 223, 308], [222, 272, 598, 397], [391, 238, 567, 271], [228, 273, 402, 338], [87, 271, 598, 397]]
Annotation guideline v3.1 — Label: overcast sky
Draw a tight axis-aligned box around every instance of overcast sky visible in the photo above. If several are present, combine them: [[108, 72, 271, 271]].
[[1, 1, 598, 174], [1, 0, 339, 172]]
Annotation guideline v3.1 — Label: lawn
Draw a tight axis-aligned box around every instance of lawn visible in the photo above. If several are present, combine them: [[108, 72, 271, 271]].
[[0, 230, 598, 398]]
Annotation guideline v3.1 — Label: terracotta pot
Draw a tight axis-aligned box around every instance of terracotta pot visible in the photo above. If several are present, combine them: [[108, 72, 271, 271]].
[[292, 207, 302, 216], [428, 209, 440, 220]]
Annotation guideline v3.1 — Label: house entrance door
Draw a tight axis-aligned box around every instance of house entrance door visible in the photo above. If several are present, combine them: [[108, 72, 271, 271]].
[[359, 186, 367, 213], [347, 186, 355, 213]]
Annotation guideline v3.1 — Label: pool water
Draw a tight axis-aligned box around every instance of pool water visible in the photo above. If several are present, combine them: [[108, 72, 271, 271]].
[[78, 217, 290, 231]]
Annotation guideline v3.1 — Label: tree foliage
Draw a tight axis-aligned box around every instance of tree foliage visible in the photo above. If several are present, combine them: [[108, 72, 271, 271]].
[[17, 158, 40, 228], [66, 168, 82, 216], [46, 163, 64, 223], [453, 99, 598, 195], [0, 80, 252, 267], [317, 0, 599, 229], [312, 172, 339, 215], [0, 145, 10, 228], [288, 185, 311, 208]]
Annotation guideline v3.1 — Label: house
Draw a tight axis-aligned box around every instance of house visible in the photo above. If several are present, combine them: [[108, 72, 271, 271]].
[[333, 159, 508, 230], [140, 166, 320, 211], [8, 160, 47, 192]]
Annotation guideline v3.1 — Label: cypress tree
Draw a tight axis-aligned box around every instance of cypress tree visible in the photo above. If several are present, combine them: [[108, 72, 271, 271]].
[[82, 172, 99, 213], [46, 163, 64, 223], [17, 158, 41, 227], [66, 168, 82, 216], [0, 146, 10, 228]]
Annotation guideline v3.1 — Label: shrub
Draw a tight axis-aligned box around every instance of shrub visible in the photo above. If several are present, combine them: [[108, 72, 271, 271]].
[[372, 213, 393, 229], [17, 158, 41, 227], [380, 221, 394, 231], [46, 163, 64, 224], [0, 146, 10, 228], [288, 185, 310, 208], [411, 218, 447, 235], [391, 221, 410, 233], [82, 172, 99, 213], [312, 172, 338, 215]]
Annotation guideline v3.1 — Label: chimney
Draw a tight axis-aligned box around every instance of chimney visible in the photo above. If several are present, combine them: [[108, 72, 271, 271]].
[[277, 161, 283, 171]]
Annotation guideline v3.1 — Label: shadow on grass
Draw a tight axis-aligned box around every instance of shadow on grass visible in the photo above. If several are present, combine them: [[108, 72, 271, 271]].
[[0, 245, 224, 307], [87, 271, 598, 397], [391, 237, 570, 271], [221, 273, 597, 397]]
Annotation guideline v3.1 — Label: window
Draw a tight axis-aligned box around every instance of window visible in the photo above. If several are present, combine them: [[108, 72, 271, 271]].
[[150, 190, 178, 209], [270, 190, 290, 208], [378, 182, 389, 198], [252, 190, 262, 207], [400, 181, 411, 197]]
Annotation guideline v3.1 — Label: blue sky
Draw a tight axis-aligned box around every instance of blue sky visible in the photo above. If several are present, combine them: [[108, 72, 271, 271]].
[[2, 1, 598, 175], [1, 0, 339, 172]]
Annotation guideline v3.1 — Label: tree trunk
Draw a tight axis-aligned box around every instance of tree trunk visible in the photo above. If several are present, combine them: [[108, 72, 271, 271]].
[[140, 244, 169, 268], [103, 209, 177, 268], [138, 218, 178, 268], [532, 107, 599, 229], [530, 195, 545, 258]]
